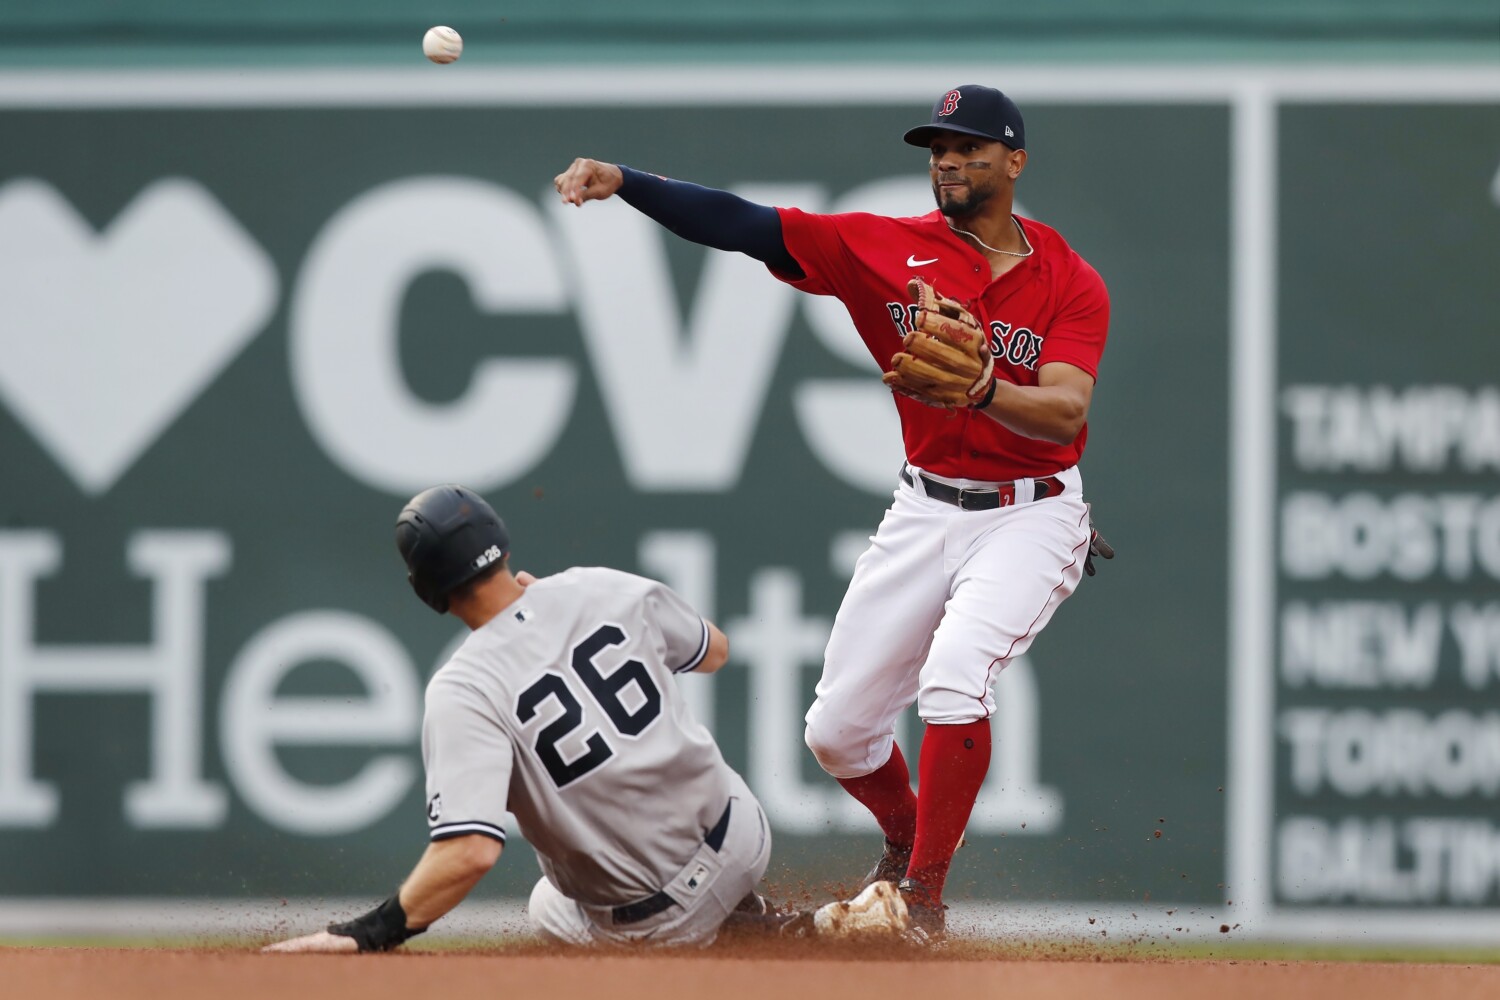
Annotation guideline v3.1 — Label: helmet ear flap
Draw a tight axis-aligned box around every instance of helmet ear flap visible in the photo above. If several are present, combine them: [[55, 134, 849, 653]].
[[409, 572, 449, 614]]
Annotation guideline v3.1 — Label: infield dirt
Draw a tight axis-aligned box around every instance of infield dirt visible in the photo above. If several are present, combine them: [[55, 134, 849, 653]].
[[6, 945, 1500, 1000]]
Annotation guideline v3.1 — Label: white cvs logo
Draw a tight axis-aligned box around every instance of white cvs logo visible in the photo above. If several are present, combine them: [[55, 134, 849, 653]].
[[0, 178, 277, 496]]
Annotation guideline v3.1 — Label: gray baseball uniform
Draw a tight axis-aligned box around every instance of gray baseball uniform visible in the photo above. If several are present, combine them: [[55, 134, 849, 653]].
[[421, 566, 770, 946]]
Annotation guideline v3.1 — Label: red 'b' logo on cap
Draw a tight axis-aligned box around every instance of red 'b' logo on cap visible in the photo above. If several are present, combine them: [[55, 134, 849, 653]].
[[939, 90, 962, 116]]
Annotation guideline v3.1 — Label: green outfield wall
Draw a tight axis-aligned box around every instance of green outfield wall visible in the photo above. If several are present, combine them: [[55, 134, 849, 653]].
[[0, 0, 1496, 64], [0, 64, 1497, 942]]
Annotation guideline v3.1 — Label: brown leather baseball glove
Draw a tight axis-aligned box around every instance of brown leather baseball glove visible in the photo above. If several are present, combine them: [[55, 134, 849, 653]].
[[882, 278, 996, 409]]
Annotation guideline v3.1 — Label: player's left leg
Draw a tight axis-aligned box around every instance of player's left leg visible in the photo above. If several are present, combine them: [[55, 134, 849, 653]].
[[907, 472, 1091, 919], [804, 478, 950, 866]]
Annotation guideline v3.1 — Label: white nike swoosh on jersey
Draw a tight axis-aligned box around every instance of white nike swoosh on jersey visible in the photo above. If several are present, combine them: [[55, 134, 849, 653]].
[[906, 255, 940, 267]]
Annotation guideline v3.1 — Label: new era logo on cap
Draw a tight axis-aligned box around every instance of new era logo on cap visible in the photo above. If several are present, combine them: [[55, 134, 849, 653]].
[[902, 84, 1026, 151]]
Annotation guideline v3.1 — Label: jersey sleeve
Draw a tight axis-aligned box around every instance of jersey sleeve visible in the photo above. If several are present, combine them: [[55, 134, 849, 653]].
[[1038, 259, 1110, 380], [421, 674, 512, 843], [768, 207, 855, 297], [640, 579, 712, 674]]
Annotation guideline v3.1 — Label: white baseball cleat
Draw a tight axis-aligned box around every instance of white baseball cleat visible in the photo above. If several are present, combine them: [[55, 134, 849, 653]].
[[812, 880, 911, 939]]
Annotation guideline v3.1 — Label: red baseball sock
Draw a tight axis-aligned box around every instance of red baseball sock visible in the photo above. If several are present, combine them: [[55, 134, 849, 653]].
[[835, 744, 917, 847], [906, 720, 992, 905]]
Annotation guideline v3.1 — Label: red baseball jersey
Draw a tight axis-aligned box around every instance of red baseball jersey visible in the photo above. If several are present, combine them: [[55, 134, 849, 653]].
[[772, 207, 1109, 481]]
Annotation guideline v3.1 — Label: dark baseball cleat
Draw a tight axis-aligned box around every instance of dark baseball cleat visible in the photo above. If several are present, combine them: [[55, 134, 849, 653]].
[[896, 878, 948, 944], [859, 838, 914, 892], [775, 908, 818, 938], [720, 896, 817, 938], [733, 892, 770, 916]]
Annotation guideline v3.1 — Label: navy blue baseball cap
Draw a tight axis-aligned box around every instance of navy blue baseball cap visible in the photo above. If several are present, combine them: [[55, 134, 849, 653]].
[[903, 84, 1025, 151]]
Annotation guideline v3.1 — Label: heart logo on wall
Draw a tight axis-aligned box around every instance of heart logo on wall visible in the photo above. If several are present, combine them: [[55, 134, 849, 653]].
[[0, 178, 278, 495]]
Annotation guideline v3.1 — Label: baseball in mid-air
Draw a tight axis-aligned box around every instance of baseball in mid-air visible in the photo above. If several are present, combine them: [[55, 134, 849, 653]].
[[422, 25, 463, 64]]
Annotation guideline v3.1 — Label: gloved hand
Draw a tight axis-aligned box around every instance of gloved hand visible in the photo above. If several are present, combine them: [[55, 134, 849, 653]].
[[1084, 514, 1114, 577], [882, 279, 995, 409]]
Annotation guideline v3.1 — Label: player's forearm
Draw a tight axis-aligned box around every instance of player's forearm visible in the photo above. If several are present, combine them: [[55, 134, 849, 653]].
[[975, 381, 1088, 445], [616, 166, 799, 272], [397, 835, 503, 928]]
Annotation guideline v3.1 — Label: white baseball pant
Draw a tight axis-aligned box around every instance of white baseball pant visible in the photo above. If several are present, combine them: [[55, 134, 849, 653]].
[[804, 464, 1091, 779]]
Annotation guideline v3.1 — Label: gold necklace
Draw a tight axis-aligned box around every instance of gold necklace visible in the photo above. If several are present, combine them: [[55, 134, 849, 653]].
[[948, 217, 1034, 258]]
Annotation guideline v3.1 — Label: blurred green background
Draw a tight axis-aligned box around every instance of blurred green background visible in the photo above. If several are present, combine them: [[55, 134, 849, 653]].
[[0, 0, 1496, 946]]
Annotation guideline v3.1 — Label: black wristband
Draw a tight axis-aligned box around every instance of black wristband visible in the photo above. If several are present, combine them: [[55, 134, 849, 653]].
[[327, 893, 425, 953], [970, 378, 998, 410]]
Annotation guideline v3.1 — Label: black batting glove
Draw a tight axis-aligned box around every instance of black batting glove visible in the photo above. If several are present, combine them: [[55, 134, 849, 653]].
[[327, 894, 425, 953], [1084, 518, 1114, 577]]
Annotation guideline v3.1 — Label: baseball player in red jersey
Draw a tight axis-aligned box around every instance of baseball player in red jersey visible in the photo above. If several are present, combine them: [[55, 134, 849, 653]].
[[555, 84, 1112, 940]]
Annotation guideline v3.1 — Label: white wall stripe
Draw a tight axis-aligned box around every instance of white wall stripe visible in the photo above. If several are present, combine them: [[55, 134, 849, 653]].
[[0, 65, 1495, 108]]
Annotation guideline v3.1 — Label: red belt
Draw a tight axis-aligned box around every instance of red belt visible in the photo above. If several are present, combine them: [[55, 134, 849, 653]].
[[900, 465, 1064, 511]]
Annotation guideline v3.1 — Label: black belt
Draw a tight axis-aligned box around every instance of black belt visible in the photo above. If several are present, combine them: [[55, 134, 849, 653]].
[[901, 464, 1064, 511], [611, 800, 733, 926]]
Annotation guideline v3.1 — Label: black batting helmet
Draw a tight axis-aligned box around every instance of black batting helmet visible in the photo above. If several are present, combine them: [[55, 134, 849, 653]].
[[395, 485, 510, 614]]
